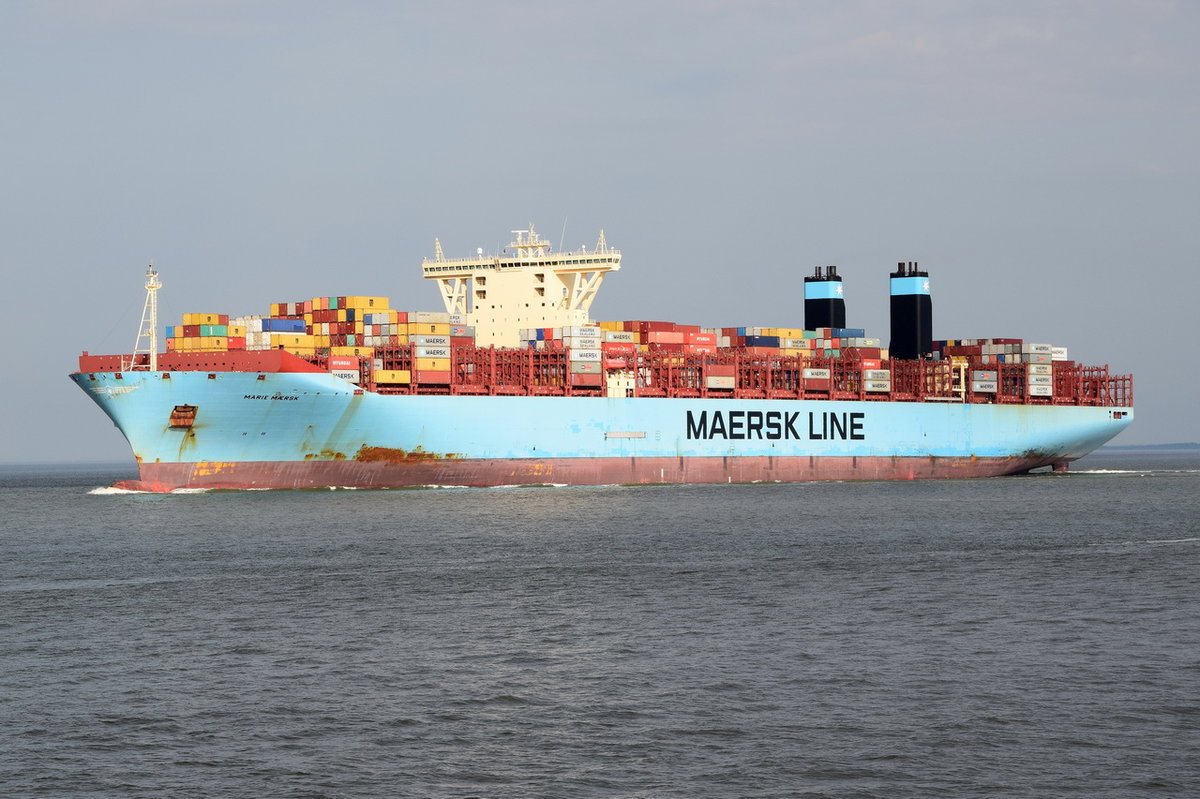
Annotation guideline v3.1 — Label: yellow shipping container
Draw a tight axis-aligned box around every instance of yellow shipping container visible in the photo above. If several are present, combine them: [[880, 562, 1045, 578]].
[[411, 322, 451, 336], [227, 324, 246, 337], [330, 346, 375, 358], [414, 357, 450, 371], [598, 321, 624, 331], [199, 336, 227, 350], [284, 346, 317, 356], [345, 296, 390, 309], [374, 369, 411, 384], [270, 334, 314, 348]]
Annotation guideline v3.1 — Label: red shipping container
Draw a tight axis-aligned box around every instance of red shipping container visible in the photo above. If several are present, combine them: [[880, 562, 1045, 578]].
[[646, 330, 685, 344], [413, 370, 452, 383], [336, 296, 347, 309], [650, 342, 685, 352], [603, 358, 628, 370], [707, 364, 736, 377], [217, 314, 229, 325], [601, 342, 636, 355], [166, 338, 177, 351], [685, 345, 717, 354], [676, 324, 702, 334], [636, 320, 677, 333], [570, 373, 603, 386], [395, 311, 408, 323], [228, 337, 246, 350], [329, 356, 360, 370], [686, 332, 716, 345], [183, 324, 201, 337], [450, 336, 474, 347], [860, 359, 882, 369]]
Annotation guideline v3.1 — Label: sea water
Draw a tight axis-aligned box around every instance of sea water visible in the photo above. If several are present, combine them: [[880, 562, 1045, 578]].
[[2, 450, 1197, 798]]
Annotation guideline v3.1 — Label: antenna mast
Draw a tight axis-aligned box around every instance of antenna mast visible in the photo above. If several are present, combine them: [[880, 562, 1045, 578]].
[[124, 264, 161, 372]]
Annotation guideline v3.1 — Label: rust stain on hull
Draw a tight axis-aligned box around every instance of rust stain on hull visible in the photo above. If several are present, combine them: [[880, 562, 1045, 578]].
[[354, 445, 461, 463], [304, 451, 347, 461]]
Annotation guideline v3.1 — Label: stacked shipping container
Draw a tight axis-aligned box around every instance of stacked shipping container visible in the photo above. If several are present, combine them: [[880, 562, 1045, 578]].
[[161, 297, 1113, 405]]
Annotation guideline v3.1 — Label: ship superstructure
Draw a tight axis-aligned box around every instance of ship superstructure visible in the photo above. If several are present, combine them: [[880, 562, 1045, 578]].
[[422, 225, 620, 348]]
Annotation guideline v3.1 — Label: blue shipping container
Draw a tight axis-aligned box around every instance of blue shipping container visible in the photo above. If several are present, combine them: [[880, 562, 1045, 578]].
[[264, 318, 306, 333]]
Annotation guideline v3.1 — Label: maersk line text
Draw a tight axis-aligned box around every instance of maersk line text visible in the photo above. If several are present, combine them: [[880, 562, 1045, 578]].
[[685, 410, 866, 441]]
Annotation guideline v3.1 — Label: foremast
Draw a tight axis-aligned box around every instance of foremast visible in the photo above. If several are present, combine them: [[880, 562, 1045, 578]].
[[421, 224, 620, 347], [122, 265, 161, 371]]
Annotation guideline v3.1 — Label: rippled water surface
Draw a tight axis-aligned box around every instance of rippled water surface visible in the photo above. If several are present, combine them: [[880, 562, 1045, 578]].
[[2, 450, 1198, 798]]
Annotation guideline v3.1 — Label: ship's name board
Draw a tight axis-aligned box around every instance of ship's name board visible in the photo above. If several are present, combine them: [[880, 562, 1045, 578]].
[[243, 393, 299, 401], [685, 410, 865, 441]]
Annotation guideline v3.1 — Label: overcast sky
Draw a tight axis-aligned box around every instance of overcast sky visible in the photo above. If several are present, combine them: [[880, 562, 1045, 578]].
[[2, 0, 1196, 462]]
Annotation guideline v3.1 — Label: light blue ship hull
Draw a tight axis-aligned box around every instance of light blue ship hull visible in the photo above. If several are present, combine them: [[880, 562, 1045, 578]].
[[72, 370, 1134, 490]]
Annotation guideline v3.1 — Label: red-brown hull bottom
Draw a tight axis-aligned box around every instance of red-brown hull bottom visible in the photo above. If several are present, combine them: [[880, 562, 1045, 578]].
[[113, 454, 1064, 492]]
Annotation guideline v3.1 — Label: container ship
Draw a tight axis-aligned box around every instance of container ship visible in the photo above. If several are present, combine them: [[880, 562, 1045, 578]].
[[72, 226, 1134, 491]]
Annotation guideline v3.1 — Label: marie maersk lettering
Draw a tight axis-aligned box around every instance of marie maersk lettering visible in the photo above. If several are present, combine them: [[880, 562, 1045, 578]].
[[686, 410, 865, 441]]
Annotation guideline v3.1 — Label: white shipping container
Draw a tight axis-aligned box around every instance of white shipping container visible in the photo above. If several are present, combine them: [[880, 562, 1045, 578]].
[[864, 380, 892, 393], [569, 361, 601, 374], [562, 326, 602, 338], [568, 349, 603, 362], [410, 311, 450, 324], [1023, 342, 1053, 354], [1026, 352, 1053, 364], [862, 369, 891, 381], [972, 380, 998, 393], [706, 375, 736, 389], [332, 369, 359, 383], [448, 313, 468, 325], [972, 370, 998, 380], [1028, 385, 1054, 396], [604, 331, 636, 342], [410, 335, 450, 346], [1027, 364, 1053, 376], [803, 368, 831, 380], [563, 336, 602, 349], [1052, 346, 1070, 361], [1029, 374, 1053, 386], [415, 346, 451, 358]]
